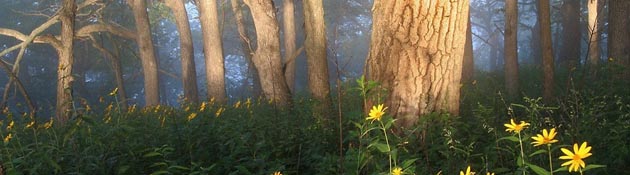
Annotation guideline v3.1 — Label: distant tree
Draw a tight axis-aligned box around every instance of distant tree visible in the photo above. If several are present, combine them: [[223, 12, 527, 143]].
[[56, 0, 76, 123], [587, 0, 601, 66], [303, 0, 331, 115], [230, 0, 261, 96], [243, 0, 292, 106], [283, 0, 297, 94], [166, 0, 199, 103], [608, 0, 630, 75], [504, 0, 519, 98], [559, 0, 580, 69], [538, 0, 555, 103], [196, 0, 227, 103], [365, 1, 469, 128], [128, 0, 160, 106]]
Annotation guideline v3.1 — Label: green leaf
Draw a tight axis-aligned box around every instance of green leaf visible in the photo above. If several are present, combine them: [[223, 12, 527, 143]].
[[401, 158, 418, 168], [517, 156, 523, 167], [497, 136, 520, 142], [582, 164, 606, 171], [149, 170, 170, 175], [552, 166, 567, 173], [526, 163, 550, 175], [143, 152, 163, 158], [169, 165, 190, 171], [529, 149, 548, 157], [368, 142, 390, 153]]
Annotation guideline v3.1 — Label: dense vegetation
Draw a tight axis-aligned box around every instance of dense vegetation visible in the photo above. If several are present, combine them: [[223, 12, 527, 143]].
[[0, 65, 628, 174]]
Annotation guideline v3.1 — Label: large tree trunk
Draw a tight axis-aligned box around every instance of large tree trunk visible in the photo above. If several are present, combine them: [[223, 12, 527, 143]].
[[197, 0, 227, 103], [243, 0, 291, 107], [366, 0, 469, 128], [504, 0, 519, 98], [56, 0, 76, 124], [128, 0, 160, 106], [303, 0, 331, 115], [559, 0, 581, 69], [539, 0, 555, 103], [608, 0, 630, 74], [587, 0, 601, 66], [462, 14, 474, 84], [283, 0, 297, 93], [531, 2, 542, 66], [230, 0, 261, 97], [166, 0, 199, 104]]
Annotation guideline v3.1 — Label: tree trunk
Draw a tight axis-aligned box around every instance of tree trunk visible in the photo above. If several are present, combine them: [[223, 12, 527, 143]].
[[283, 0, 297, 94], [559, 0, 581, 69], [462, 14, 474, 84], [531, 3, 542, 66], [230, 0, 261, 97], [128, 0, 160, 106], [504, 0, 519, 98], [489, 29, 499, 71], [166, 0, 199, 104], [366, 0, 469, 128], [243, 0, 292, 107], [539, 0, 555, 103], [197, 0, 227, 103], [303, 0, 331, 115], [587, 0, 601, 66], [56, 0, 76, 124], [608, 0, 630, 74]]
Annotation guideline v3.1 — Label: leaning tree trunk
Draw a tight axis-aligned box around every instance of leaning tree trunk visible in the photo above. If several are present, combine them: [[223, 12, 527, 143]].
[[504, 0, 519, 98], [128, 0, 160, 106], [197, 0, 227, 103], [166, 0, 199, 104], [56, 0, 76, 124], [230, 0, 261, 97], [283, 0, 297, 94], [243, 0, 291, 107], [303, 0, 332, 115], [608, 0, 630, 76], [539, 0, 555, 103], [587, 0, 601, 66], [559, 0, 581, 69], [366, 0, 469, 128]]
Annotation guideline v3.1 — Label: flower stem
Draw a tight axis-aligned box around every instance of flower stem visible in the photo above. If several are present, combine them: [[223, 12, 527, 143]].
[[547, 144, 553, 175], [380, 121, 392, 172], [518, 132, 525, 175]]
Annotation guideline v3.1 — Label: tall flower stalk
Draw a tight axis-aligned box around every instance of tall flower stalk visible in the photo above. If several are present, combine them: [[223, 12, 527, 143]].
[[504, 119, 530, 175], [532, 128, 559, 175]]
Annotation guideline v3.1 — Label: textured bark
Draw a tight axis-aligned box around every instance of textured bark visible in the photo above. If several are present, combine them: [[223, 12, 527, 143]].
[[366, 0, 469, 128], [539, 0, 555, 103], [531, 5, 542, 66], [303, 0, 331, 114], [608, 0, 630, 73], [128, 0, 160, 106], [462, 15, 474, 84], [504, 0, 519, 98], [587, 0, 601, 66], [283, 0, 297, 93], [56, 0, 76, 124], [559, 0, 581, 69], [197, 0, 227, 103], [243, 0, 291, 107], [166, 0, 199, 103], [230, 0, 261, 97]]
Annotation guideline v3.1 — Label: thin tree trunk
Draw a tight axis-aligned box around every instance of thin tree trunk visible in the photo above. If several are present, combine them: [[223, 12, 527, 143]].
[[539, 0, 555, 103], [559, 0, 581, 69], [283, 0, 297, 94], [166, 0, 199, 104], [587, 0, 601, 66], [56, 0, 76, 124], [128, 0, 160, 106], [230, 0, 261, 97], [243, 0, 292, 107], [366, 0, 469, 128], [608, 0, 630, 76], [197, 0, 227, 103], [303, 0, 331, 115], [504, 0, 519, 98]]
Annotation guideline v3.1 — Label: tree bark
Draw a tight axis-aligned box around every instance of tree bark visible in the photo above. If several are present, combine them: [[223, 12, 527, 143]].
[[303, 0, 331, 115], [166, 0, 199, 104], [128, 0, 160, 106], [197, 0, 227, 103], [243, 0, 292, 107], [230, 0, 261, 97], [559, 0, 581, 69], [608, 0, 630, 74], [539, 0, 555, 103], [504, 0, 519, 98], [283, 0, 297, 94], [587, 0, 601, 66], [366, 0, 469, 128], [462, 14, 474, 84], [56, 0, 76, 124]]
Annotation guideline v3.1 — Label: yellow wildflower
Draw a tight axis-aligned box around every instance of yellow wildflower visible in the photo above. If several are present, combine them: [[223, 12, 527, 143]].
[[26, 121, 35, 129], [184, 106, 191, 112], [487, 172, 495, 175], [108, 88, 118, 96], [559, 142, 592, 172], [504, 119, 530, 133], [200, 102, 207, 111], [531, 128, 559, 146], [246, 98, 252, 109], [460, 166, 474, 175], [391, 167, 403, 175], [44, 119, 54, 129], [6, 121, 14, 130], [3, 133, 12, 143], [187, 113, 198, 121], [128, 104, 137, 113], [366, 104, 387, 122], [272, 171, 282, 175], [234, 101, 241, 108], [215, 107, 225, 117]]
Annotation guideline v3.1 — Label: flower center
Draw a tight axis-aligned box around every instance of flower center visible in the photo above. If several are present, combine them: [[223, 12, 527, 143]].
[[572, 154, 581, 161]]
